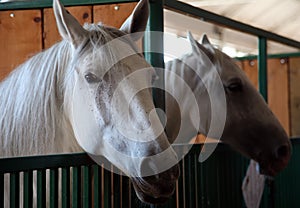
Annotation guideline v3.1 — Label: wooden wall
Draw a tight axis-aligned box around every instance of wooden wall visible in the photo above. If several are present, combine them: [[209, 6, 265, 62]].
[[289, 57, 300, 136], [0, 3, 136, 80], [0, 4, 299, 137]]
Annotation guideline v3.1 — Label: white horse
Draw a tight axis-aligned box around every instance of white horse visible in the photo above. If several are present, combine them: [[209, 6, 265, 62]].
[[0, 0, 179, 205], [165, 32, 291, 177]]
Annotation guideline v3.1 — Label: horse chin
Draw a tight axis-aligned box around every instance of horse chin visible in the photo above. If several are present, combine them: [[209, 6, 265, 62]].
[[257, 157, 290, 177], [131, 177, 175, 204]]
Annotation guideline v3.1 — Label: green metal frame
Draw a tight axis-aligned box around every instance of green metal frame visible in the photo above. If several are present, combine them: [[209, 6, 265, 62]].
[[164, 0, 300, 49], [0, 0, 138, 10], [144, 0, 166, 123], [258, 37, 268, 101], [236, 52, 300, 61], [1, 1, 300, 207]]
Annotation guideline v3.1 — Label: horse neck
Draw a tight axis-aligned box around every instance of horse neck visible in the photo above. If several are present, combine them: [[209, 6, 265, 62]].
[[165, 56, 211, 143], [0, 42, 80, 157]]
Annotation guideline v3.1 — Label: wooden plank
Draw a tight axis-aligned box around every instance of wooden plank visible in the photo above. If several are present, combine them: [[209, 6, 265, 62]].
[[93, 3, 143, 51], [242, 59, 258, 89], [93, 3, 137, 28], [43, 6, 92, 49], [289, 57, 300, 136], [0, 10, 42, 80], [267, 58, 290, 135]]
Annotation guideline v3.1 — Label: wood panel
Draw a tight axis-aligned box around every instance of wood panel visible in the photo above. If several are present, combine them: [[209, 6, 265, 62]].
[[0, 10, 42, 80], [93, 3, 137, 28], [43, 6, 92, 49], [93, 3, 142, 54], [289, 57, 300, 136], [242, 59, 258, 89], [267, 58, 290, 135]]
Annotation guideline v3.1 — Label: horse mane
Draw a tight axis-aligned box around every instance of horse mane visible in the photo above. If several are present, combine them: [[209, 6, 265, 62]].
[[0, 23, 127, 157]]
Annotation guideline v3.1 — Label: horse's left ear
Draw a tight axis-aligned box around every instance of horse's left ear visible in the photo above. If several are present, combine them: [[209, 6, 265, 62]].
[[53, 0, 88, 48], [201, 34, 215, 54], [188, 31, 205, 56], [187, 31, 215, 64], [120, 0, 149, 41]]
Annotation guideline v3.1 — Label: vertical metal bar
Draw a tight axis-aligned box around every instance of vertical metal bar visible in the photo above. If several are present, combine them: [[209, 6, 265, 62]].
[[144, 0, 166, 123], [193, 153, 199, 208], [50, 169, 58, 208], [92, 165, 100, 208], [10, 172, 19, 208], [121, 175, 130, 208], [103, 168, 111, 208], [181, 159, 186, 208], [112, 167, 121, 208], [82, 166, 90, 208], [0, 173, 4, 208], [258, 36, 268, 101], [37, 170, 46, 208], [258, 36, 276, 208], [23, 171, 33, 208], [61, 167, 70, 208], [72, 166, 81, 208]]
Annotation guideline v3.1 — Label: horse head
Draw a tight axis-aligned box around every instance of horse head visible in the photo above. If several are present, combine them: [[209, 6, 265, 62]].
[[53, 0, 179, 204], [166, 32, 291, 177]]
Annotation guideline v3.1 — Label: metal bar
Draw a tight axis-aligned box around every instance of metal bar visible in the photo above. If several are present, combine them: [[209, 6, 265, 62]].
[[82, 166, 90, 208], [37, 170, 46, 208], [23, 171, 33, 208], [9, 172, 19, 208], [164, 0, 300, 49], [258, 37, 268, 101], [236, 52, 300, 61], [144, 0, 166, 124], [103, 168, 111, 208], [112, 167, 121, 208], [0, 153, 94, 173], [0, 0, 138, 10], [92, 165, 100, 208], [61, 167, 70, 208], [0, 173, 3, 208], [121, 175, 131, 208], [49, 169, 58, 208], [72, 166, 81, 208]]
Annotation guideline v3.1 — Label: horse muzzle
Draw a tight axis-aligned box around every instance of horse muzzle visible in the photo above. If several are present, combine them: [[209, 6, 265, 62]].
[[258, 141, 292, 177], [131, 163, 180, 204]]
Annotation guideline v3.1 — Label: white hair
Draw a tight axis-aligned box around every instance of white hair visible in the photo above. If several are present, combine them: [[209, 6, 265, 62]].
[[0, 23, 126, 157]]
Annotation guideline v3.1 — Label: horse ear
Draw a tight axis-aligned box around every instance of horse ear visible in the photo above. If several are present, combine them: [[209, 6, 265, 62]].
[[187, 31, 215, 63], [201, 34, 211, 45], [201, 34, 215, 54], [120, 0, 149, 41], [53, 0, 88, 48], [187, 31, 205, 56]]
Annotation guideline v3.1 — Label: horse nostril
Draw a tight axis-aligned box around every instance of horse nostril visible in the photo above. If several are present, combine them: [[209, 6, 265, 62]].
[[276, 144, 290, 159]]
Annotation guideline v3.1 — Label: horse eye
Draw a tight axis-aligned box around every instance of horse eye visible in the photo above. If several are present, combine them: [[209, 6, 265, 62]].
[[226, 79, 243, 92], [85, 73, 100, 83], [228, 83, 242, 92]]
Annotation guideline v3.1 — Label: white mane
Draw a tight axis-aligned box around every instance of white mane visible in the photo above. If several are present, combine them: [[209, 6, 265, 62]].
[[0, 23, 122, 157]]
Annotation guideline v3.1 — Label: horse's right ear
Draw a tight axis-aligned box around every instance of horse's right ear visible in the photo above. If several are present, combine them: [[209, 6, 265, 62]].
[[53, 0, 88, 48], [120, 0, 149, 41]]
